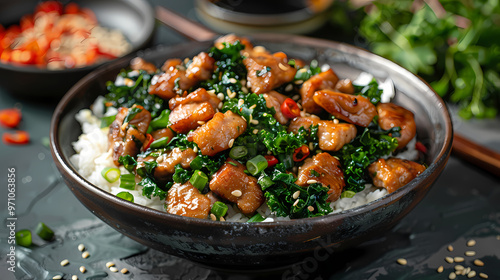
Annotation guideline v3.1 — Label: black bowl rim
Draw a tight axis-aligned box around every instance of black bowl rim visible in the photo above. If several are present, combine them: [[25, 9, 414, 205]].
[[50, 34, 453, 230], [0, 0, 155, 74]]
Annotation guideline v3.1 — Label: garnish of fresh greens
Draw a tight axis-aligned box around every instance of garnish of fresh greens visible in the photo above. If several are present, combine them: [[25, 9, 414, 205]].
[[104, 70, 168, 118], [332, 0, 500, 119]]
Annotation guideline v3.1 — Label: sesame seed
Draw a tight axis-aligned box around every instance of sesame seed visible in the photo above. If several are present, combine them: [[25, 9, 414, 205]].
[[229, 78, 237, 84], [253, 46, 266, 53], [218, 102, 223, 109], [305, 113, 311, 117], [210, 213, 216, 221], [292, 95, 300, 100], [238, 99, 244, 107], [52, 276, 62, 280], [197, 121, 205, 125], [307, 179, 318, 184], [207, 89, 216, 95], [479, 272, 488, 279], [449, 272, 457, 280], [278, 63, 289, 71], [467, 239, 476, 247], [231, 190, 242, 197], [226, 88, 231, 96], [454, 257, 465, 262], [217, 93, 224, 100], [297, 103, 302, 109], [121, 268, 129, 274], [230, 91, 237, 99], [285, 84, 293, 92], [249, 104, 257, 110], [79, 266, 86, 273], [448, 245, 454, 252], [220, 217, 225, 221], [72, 275, 78, 280], [106, 262, 115, 268], [263, 113, 268, 117], [250, 119, 259, 125], [60, 259, 69, 267], [465, 251, 476, 256], [241, 79, 246, 85], [474, 259, 484, 266], [292, 191, 300, 199], [464, 267, 471, 274], [82, 251, 90, 259], [333, 119, 339, 124], [309, 142, 314, 151], [156, 156, 164, 163], [193, 146, 198, 153], [242, 87, 249, 94], [293, 199, 299, 207], [294, 80, 304, 85], [455, 265, 464, 271], [437, 266, 444, 273], [468, 271, 476, 278], [109, 266, 118, 273], [307, 206, 314, 212], [253, 129, 259, 134], [78, 244, 85, 252], [445, 257, 454, 263], [300, 111, 306, 117], [396, 258, 407, 265], [228, 138, 234, 148]]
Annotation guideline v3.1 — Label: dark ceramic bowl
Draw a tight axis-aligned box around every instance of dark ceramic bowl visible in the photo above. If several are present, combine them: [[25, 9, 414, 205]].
[[0, 0, 154, 99], [50, 34, 453, 269]]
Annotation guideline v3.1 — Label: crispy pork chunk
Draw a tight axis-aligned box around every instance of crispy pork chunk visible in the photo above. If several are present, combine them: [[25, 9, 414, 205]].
[[368, 158, 426, 193], [376, 103, 416, 150], [166, 182, 211, 219], [263, 91, 290, 124], [243, 51, 296, 94], [300, 69, 339, 114]]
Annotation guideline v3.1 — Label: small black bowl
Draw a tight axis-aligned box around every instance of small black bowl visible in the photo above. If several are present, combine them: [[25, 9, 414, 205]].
[[50, 34, 453, 269], [0, 0, 155, 99]]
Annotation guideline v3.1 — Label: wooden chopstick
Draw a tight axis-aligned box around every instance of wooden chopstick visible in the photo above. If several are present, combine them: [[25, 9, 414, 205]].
[[452, 133, 500, 177]]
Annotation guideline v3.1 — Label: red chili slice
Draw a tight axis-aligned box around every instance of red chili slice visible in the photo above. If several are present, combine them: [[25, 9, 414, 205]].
[[281, 98, 301, 119], [142, 133, 154, 151], [264, 155, 279, 168], [3, 130, 30, 145], [0, 108, 22, 128], [35, 1, 64, 15], [293, 145, 310, 162], [415, 141, 427, 154]]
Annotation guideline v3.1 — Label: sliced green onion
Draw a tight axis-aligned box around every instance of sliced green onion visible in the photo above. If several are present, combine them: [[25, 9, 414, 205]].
[[190, 156, 204, 170], [211, 201, 228, 218], [246, 155, 268, 175], [16, 229, 32, 247], [258, 175, 274, 190], [116, 191, 134, 202], [35, 222, 54, 241], [149, 136, 170, 149], [247, 213, 265, 223], [119, 174, 136, 190], [229, 146, 248, 159], [341, 190, 356, 198], [150, 109, 170, 130], [189, 170, 208, 191], [101, 167, 121, 183], [100, 115, 116, 128]]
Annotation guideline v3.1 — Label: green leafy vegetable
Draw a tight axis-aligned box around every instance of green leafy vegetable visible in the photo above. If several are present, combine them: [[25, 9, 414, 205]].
[[172, 164, 193, 184], [354, 78, 383, 105], [118, 155, 137, 173]]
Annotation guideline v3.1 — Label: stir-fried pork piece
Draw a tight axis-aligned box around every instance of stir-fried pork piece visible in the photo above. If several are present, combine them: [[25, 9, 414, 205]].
[[215, 34, 253, 51], [168, 88, 221, 134], [295, 153, 345, 202], [300, 69, 339, 114], [376, 103, 416, 150], [151, 127, 174, 141], [313, 90, 377, 127], [138, 147, 197, 183], [109, 105, 151, 166], [187, 110, 247, 156], [244, 51, 297, 94], [334, 79, 355, 94], [288, 117, 357, 152], [263, 91, 289, 124], [166, 182, 211, 219], [368, 158, 426, 193], [130, 57, 157, 73], [149, 52, 215, 100], [209, 159, 264, 215]]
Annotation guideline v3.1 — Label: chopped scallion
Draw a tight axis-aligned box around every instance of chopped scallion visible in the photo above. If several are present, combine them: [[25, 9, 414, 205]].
[[149, 136, 170, 149], [189, 170, 208, 191], [119, 174, 136, 190], [247, 213, 265, 223], [35, 222, 54, 241], [341, 190, 356, 198], [246, 155, 268, 175], [116, 191, 134, 202], [16, 229, 32, 247], [190, 156, 203, 170], [258, 175, 274, 189], [101, 167, 121, 183], [229, 146, 248, 159], [150, 109, 170, 130], [211, 201, 228, 218]]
